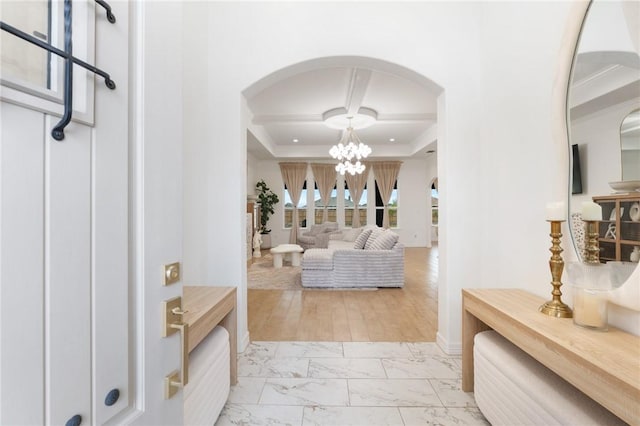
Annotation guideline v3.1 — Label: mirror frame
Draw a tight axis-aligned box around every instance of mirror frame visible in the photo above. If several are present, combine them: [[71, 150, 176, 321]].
[[564, 1, 592, 262]]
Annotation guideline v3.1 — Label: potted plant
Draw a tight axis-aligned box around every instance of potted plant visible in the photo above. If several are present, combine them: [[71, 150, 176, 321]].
[[256, 179, 279, 248]]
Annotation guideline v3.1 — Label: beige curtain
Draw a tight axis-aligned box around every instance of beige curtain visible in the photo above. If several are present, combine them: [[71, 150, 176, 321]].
[[344, 166, 370, 228], [311, 163, 337, 223], [372, 161, 402, 228], [280, 162, 308, 244]]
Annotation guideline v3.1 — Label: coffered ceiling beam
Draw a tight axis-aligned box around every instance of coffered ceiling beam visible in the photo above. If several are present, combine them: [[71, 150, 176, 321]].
[[345, 68, 372, 117], [252, 112, 437, 125], [252, 114, 323, 125]]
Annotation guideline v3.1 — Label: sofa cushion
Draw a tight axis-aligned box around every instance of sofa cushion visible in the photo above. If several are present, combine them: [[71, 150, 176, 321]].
[[343, 227, 363, 242], [301, 249, 334, 270], [353, 229, 373, 249], [364, 228, 385, 250], [329, 240, 354, 250], [367, 230, 399, 250]]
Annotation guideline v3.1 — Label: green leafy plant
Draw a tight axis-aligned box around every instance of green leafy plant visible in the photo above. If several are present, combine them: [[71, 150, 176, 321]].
[[256, 179, 279, 234]]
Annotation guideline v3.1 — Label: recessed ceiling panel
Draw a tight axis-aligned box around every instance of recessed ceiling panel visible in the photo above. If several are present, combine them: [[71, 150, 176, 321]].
[[362, 71, 438, 114], [356, 122, 431, 146], [249, 68, 352, 115], [265, 123, 342, 146], [246, 64, 440, 158]]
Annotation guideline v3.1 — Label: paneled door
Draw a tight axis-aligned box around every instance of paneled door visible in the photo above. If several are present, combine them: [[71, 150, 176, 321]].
[[0, 1, 182, 424]]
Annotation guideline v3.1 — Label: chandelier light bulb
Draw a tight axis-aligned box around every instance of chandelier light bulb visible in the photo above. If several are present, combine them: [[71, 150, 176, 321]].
[[329, 125, 372, 175]]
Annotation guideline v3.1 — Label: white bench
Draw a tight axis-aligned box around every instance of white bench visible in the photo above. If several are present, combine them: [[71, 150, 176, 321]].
[[270, 244, 303, 268], [474, 330, 626, 425]]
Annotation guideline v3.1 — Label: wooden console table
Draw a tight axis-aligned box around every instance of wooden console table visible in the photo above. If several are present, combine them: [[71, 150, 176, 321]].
[[183, 286, 237, 385], [462, 288, 640, 425]]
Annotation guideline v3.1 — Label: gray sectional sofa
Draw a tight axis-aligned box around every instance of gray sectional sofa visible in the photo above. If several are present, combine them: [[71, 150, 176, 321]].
[[301, 227, 404, 288]]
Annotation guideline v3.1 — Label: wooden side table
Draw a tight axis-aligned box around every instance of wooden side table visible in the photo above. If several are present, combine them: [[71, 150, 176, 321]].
[[462, 288, 639, 425], [183, 286, 237, 385]]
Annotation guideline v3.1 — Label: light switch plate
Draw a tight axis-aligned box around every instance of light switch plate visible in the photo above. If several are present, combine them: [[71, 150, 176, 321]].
[[164, 262, 180, 286]]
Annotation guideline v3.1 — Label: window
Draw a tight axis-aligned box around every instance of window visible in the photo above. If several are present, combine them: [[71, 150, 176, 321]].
[[0, 0, 96, 123], [284, 181, 307, 228], [375, 180, 398, 227], [0, 0, 52, 89], [431, 181, 439, 226], [314, 183, 337, 224], [344, 182, 367, 227]]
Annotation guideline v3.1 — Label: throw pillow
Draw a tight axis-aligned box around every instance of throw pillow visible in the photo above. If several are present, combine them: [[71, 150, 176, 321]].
[[353, 229, 373, 249], [367, 230, 399, 250], [344, 227, 363, 242], [364, 228, 385, 250]]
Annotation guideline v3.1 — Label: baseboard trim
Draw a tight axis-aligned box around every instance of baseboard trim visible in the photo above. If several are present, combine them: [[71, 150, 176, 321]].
[[437, 331, 462, 356], [239, 330, 250, 353]]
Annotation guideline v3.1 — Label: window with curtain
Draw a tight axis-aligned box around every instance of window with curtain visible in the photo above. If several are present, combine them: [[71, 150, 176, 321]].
[[345, 182, 367, 227], [314, 182, 337, 224], [375, 180, 397, 227], [284, 181, 307, 228]]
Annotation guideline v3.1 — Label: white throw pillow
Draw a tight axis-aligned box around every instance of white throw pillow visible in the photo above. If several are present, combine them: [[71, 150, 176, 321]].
[[367, 230, 399, 250], [364, 228, 385, 250], [353, 229, 373, 249]]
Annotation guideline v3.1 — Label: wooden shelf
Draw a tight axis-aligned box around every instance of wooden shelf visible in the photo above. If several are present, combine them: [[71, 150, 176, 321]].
[[462, 288, 640, 425], [598, 238, 616, 243], [593, 194, 640, 262]]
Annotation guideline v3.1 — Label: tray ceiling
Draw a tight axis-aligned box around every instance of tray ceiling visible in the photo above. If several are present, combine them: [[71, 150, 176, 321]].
[[246, 66, 439, 160]]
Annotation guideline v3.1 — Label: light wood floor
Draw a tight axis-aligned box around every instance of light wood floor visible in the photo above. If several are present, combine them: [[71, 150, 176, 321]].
[[248, 246, 438, 342]]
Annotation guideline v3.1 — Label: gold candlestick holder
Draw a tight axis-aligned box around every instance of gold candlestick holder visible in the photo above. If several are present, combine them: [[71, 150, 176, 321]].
[[584, 220, 600, 264], [539, 220, 573, 318]]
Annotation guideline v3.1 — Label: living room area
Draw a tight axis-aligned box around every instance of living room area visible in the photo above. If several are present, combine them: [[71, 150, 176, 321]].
[[247, 245, 439, 342], [243, 66, 440, 341]]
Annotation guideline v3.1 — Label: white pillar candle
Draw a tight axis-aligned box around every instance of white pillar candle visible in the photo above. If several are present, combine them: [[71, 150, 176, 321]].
[[581, 201, 602, 221], [573, 288, 608, 330], [546, 201, 566, 221]]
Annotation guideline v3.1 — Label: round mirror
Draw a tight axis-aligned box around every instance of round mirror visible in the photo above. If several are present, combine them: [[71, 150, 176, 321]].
[[568, 0, 640, 266]]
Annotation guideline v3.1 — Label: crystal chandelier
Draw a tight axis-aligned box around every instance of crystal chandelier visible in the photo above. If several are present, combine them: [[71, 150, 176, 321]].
[[329, 125, 372, 175]]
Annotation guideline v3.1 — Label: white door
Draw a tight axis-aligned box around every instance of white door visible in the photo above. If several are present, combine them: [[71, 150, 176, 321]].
[[0, 1, 183, 424]]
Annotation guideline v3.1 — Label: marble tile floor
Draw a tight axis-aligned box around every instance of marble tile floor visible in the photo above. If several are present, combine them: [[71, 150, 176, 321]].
[[215, 341, 489, 426]]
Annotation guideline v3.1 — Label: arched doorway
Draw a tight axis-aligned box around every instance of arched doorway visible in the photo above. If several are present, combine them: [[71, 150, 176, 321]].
[[243, 56, 445, 342]]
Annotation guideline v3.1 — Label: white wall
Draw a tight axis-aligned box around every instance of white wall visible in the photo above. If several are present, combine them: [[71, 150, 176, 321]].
[[397, 159, 432, 247], [247, 151, 259, 197], [182, 1, 210, 284], [182, 1, 587, 353]]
